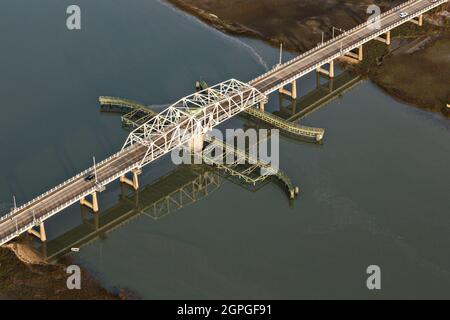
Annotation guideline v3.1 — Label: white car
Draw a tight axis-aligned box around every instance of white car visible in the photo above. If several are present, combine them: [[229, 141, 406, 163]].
[[399, 12, 409, 18]]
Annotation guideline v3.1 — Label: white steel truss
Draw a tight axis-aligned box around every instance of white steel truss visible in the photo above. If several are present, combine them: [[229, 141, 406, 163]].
[[122, 79, 266, 167]]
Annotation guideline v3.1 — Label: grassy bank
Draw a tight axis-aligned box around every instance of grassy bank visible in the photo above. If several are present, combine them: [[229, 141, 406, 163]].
[[369, 24, 450, 114]]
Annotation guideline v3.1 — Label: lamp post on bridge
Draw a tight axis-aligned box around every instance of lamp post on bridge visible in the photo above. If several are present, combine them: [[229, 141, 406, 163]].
[[278, 42, 283, 66], [332, 26, 344, 38], [93, 156, 98, 184]]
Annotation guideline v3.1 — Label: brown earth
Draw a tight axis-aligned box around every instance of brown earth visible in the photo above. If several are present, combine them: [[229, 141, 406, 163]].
[[0, 240, 131, 300], [167, 0, 450, 115]]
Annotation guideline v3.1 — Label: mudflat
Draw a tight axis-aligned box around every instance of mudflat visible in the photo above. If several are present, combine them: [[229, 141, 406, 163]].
[[372, 34, 450, 112]]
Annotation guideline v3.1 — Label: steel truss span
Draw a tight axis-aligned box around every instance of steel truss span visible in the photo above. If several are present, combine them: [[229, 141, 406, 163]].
[[122, 79, 266, 167]]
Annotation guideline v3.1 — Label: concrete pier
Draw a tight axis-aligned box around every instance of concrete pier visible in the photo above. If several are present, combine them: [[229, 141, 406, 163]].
[[317, 60, 334, 78], [120, 168, 141, 190], [376, 30, 391, 45], [410, 14, 423, 26], [345, 45, 363, 61], [279, 80, 298, 99], [28, 222, 47, 242], [80, 192, 99, 213]]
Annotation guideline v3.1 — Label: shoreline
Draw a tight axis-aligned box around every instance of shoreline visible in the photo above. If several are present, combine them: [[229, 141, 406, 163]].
[[166, 0, 450, 116], [0, 239, 135, 300], [166, 0, 275, 46]]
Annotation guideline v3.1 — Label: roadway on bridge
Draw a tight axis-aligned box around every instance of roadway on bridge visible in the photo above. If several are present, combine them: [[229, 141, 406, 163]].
[[0, 144, 146, 243]]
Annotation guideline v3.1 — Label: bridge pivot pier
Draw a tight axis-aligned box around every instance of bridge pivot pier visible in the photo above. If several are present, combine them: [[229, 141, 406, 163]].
[[188, 133, 206, 153], [345, 45, 363, 62], [120, 168, 142, 191], [259, 100, 265, 112], [28, 222, 47, 242], [316, 60, 335, 78], [80, 191, 100, 213], [278, 80, 298, 99], [259, 97, 269, 112], [409, 14, 423, 26], [376, 30, 391, 45]]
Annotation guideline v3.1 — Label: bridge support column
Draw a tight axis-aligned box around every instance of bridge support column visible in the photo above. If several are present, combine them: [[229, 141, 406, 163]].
[[345, 45, 363, 62], [376, 30, 391, 45], [80, 192, 99, 213], [409, 14, 423, 26], [317, 60, 334, 78], [279, 80, 298, 99], [28, 222, 47, 242], [188, 134, 205, 153], [259, 100, 265, 112], [120, 168, 141, 190]]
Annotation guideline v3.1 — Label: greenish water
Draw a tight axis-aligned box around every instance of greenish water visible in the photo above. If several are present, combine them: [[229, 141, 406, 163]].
[[1, 0, 450, 299]]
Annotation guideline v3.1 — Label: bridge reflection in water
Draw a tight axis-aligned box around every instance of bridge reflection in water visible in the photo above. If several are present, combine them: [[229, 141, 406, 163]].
[[276, 71, 364, 122], [31, 165, 222, 262]]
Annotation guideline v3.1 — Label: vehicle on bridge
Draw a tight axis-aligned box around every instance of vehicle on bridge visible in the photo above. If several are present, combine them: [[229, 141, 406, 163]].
[[84, 173, 95, 181]]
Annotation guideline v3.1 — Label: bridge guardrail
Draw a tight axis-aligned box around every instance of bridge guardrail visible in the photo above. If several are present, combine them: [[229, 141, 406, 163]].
[[245, 107, 324, 140]]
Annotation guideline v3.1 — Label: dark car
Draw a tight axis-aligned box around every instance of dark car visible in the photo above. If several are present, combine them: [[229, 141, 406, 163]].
[[84, 173, 95, 181]]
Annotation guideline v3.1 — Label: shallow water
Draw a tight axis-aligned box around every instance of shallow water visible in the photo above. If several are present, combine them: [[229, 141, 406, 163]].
[[0, 0, 449, 299]]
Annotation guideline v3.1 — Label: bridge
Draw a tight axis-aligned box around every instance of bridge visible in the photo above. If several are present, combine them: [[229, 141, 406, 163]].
[[99, 95, 299, 196], [0, 0, 447, 246]]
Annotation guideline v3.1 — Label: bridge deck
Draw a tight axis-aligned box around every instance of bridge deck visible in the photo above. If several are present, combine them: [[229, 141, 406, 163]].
[[0, 144, 146, 245]]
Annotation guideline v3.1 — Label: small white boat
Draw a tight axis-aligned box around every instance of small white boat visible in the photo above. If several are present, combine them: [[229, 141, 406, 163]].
[[71, 247, 80, 252]]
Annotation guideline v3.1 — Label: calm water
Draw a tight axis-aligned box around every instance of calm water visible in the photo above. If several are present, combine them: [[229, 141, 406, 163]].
[[1, 0, 449, 299]]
